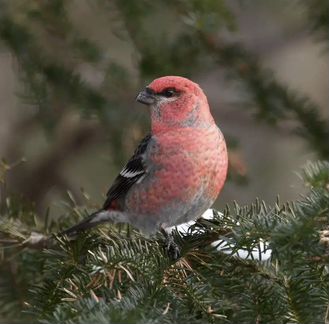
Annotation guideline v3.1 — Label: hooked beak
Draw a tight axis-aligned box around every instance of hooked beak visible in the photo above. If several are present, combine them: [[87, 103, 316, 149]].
[[136, 87, 156, 105]]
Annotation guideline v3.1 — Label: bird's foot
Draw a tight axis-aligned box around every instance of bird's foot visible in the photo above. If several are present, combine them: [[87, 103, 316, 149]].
[[161, 228, 181, 260], [165, 234, 181, 260]]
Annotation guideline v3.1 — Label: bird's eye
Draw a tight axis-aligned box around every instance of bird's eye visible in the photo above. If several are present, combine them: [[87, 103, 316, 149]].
[[161, 88, 176, 98]]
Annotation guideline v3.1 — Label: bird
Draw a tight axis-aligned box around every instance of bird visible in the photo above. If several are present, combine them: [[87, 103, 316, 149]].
[[61, 76, 228, 250]]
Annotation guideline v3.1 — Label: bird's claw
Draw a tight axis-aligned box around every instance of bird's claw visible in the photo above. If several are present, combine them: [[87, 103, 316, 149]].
[[164, 234, 181, 260]]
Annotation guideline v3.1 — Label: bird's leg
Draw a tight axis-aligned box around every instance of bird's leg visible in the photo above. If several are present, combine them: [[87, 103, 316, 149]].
[[160, 225, 180, 260]]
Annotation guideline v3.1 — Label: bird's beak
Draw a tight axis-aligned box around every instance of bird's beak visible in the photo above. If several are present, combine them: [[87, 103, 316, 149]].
[[136, 88, 156, 105]]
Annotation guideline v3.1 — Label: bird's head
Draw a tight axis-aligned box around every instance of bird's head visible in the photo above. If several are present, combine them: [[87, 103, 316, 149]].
[[136, 76, 214, 132]]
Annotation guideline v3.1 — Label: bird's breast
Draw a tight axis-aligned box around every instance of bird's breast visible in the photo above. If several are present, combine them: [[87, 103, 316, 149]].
[[156, 127, 228, 200], [126, 126, 227, 216]]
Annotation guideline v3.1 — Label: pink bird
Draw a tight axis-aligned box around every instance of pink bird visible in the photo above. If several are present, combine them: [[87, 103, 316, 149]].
[[62, 76, 228, 255]]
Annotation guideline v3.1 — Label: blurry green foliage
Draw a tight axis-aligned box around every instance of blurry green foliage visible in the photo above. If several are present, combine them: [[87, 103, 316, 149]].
[[0, 0, 328, 204]]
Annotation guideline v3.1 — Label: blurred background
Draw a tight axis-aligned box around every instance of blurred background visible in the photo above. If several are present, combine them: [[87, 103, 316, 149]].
[[0, 0, 328, 221]]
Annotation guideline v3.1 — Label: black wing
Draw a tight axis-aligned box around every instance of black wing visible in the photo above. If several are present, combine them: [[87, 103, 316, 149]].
[[103, 134, 152, 210]]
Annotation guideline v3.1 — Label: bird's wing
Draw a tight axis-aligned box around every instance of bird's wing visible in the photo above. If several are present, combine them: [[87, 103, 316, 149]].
[[103, 134, 152, 210]]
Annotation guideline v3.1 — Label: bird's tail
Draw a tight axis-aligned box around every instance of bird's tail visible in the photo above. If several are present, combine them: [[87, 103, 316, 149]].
[[60, 209, 110, 237]]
